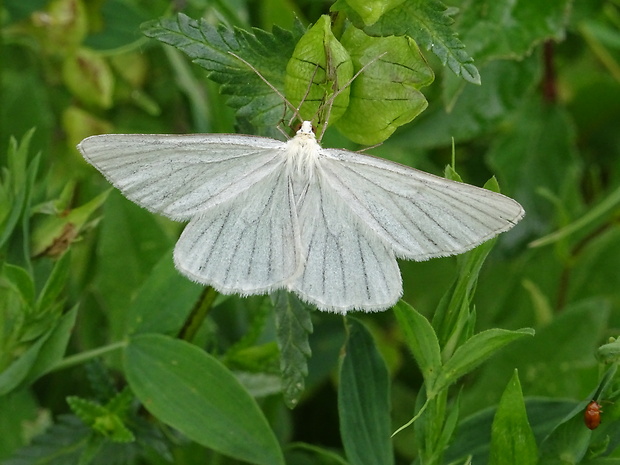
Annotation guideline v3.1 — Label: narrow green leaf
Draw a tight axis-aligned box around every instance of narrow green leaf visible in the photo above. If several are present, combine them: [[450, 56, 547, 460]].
[[35, 252, 71, 312], [284, 15, 353, 130], [125, 248, 203, 336], [0, 130, 37, 250], [0, 329, 49, 395], [272, 291, 313, 409], [335, 26, 433, 145], [393, 300, 441, 387], [339, 318, 393, 465], [433, 328, 534, 395], [432, 236, 497, 350], [124, 334, 284, 465], [142, 13, 304, 130], [19, 305, 78, 388], [489, 370, 538, 465], [1, 263, 35, 308], [362, 0, 481, 84]]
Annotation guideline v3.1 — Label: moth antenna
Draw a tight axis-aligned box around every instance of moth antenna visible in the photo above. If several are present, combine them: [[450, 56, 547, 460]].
[[287, 64, 321, 128], [228, 51, 302, 126], [316, 51, 388, 141]]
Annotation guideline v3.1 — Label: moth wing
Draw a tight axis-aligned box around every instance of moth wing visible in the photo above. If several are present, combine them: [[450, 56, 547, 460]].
[[319, 148, 524, 260], [289, 174, 402, 313], [78, 134, 286, 220], [175, 166, 302, 294]]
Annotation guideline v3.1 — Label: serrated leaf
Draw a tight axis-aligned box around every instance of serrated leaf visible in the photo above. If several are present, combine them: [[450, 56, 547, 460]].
[[142, 13, 304, 130], [273, 291, 313, 409], [457, 0, 572, 62], [362, 0, 481, 84], [124, 334, 284, 465], [335, 26, 433, 145], [284, 15, 353, 132], [489, 370, 538, 465], [339, 318, 393, 465]]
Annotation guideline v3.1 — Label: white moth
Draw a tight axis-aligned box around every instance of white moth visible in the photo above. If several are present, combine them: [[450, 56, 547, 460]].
[[78, 121, 524, 313]]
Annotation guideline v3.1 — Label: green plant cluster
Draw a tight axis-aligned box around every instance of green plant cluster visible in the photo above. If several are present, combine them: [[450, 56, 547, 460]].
[[2, 0, 620, 464]]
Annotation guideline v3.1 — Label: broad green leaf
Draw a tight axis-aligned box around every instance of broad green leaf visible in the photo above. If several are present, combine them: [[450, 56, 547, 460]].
[[96, 191, 174, 341], [124, 334, 284, 465], [489, 370, 538, 465], [487, 98, 582, 241], [462, 299, 610, 412], [457, 0, 572, 62], [339, 319, 393, 465], [442, 0, 572, 108], [125, 248, 203, 336], [359, 0, 481, 84], [83, 0, 151, 51], [393, 300, 441, 386], [284, 15, 353, 131], [335, 26, 433, 145], [395, 54, 540, 149], [433, 328, 534, 395], [538, 402, 592, 463], [272, 291, 313, 409], [142, 13, 304, 130], [444, 398, 576, 463], [338, 0, 405, 26]]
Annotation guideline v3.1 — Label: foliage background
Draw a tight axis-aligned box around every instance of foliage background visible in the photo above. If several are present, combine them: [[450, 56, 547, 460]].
[[2, 0, 620, 464]]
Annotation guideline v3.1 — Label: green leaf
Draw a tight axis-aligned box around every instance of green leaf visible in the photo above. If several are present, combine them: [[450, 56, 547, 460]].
[[338, 0, 405, 26], [489, 370, 538, 465], [538, 403, 592, 463], [339, 318, 393, 465], [487, 98, 582, 240], [272, 291, 313, 409], [361, 0, 481, 84], [142, 13, 304, 130], [35, 252, 71, 312], [335, 26, 433, 145], [62, 48, 114, 109], [284, 15, 353, 131], [433, 328, 534, 395], [432, 235, 498, 350], [19, 305, 78, 388], [285, 442, 349, 465], [457, 0, 572, 62], [96, 192, 173, 341], [124, 334, 284, 465], [392, 300, 441, 386], [125, 248, 203, 336], [0, 130, 37, 251]]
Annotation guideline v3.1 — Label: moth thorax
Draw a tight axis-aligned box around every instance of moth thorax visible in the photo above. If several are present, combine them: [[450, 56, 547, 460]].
[[286, 133, 320, 180]]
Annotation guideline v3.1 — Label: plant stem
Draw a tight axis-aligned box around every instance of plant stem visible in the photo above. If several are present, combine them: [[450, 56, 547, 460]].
[[51, 341, 127, 372]]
